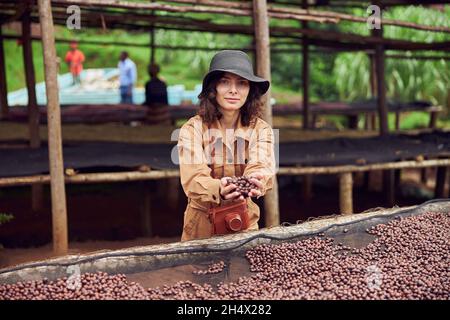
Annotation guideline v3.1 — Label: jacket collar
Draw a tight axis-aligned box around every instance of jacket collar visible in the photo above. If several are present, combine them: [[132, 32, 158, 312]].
[[209, 112, 252, 142]]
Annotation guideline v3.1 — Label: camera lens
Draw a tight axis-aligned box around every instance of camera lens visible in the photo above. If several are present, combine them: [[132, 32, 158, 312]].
[[225, 213, 242, 231]]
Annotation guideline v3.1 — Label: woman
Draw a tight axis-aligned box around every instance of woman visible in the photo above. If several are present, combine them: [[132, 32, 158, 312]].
[[177, 50, 275, 241]]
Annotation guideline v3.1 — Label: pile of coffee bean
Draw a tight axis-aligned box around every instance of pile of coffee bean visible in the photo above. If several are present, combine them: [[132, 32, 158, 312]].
[[226, 176, 257, 198], [147, 281, 216, 300], [0, 272, 150, 300], [148, 211, 450, 300], [193, 261, 226, 275], [1, 211, 448, 300]]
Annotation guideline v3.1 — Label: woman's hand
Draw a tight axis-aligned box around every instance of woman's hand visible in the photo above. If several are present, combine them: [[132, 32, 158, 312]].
[[247, 173, 264, 198], [220, 177, 244, 201]]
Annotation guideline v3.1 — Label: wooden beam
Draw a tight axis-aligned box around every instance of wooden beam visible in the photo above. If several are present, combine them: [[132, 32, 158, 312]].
[[37, 0, 68, 256], [276, 159, 450, 175], [253, 0, 279, 228], [14, 10, 450, 52], [22, 11, 41, 148], [0, 25, 8, 119], [0, 170, 181, 187], [49, 0, 450, 33], [1, 159, 450, 188]]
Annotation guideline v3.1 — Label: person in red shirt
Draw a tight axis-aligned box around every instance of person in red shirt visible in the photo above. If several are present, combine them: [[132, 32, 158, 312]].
[[64, 41, 85, 85]]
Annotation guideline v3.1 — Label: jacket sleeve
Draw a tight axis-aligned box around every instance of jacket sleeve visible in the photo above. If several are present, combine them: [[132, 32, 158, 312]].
[[243, 122, 276, 196], [178, 120, 221, 205]]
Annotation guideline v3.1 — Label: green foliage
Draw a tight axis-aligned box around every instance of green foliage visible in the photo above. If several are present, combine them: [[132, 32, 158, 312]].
[[333, 6, 450, 108], [3, 5, 448, 130]]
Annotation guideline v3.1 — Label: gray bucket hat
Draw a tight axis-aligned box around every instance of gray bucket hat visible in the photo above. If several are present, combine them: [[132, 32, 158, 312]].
[[201, 50, 270, 95]]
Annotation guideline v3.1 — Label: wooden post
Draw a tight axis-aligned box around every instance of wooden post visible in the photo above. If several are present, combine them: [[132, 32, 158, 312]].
[[364, 54, 378, 187], [301, 0, 309, 130], [22, 10, 45, 211], [421, 156, 428, 185], [253, 0, 280, 227], [302, 174, 313, 201], [0, 25, 8, 119], [38, 0, 68, 255], [428, 111, 438, 129], [435, 166, 447, 198], [372, 5, 392, 206], [251, 38, 257, 72], [369, 53, 377, 97], [22, 10, 41, 148], [140, 181, 152, 237], [447, 165, 450, 198], [166, 177, 180, 211], [339, 172, 353, 215], [383, 169, 395, 207], [348, 115, 358, 129], [150, 27, 155, 65], [395, 111, 401, 131], [394, 167, 401, 190], [150, 0, 155, 65], [372, 8, 388, 136]]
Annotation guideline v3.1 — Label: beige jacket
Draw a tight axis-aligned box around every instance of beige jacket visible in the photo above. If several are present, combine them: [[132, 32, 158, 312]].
[[177, 114, 275, 241]]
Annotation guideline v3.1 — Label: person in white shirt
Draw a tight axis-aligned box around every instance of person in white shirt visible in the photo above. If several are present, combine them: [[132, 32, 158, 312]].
[[118, 51, 137, 104]]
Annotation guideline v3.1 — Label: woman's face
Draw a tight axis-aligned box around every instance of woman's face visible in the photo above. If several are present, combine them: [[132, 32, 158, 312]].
[[215, 72, 250, 112]]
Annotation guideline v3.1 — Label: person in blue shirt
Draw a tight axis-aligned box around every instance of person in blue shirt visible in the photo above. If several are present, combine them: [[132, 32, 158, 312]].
[[118, 51, 137, 104]]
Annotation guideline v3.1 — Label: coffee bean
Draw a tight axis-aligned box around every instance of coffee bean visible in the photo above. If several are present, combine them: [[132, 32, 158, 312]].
[[225, 176, 258, 198]]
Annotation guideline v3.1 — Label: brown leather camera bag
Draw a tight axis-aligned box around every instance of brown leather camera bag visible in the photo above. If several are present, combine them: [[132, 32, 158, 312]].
[[208, 200, 249, 235]]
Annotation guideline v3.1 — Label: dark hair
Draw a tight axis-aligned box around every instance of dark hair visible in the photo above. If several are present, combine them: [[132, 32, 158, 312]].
[[148, 63, 160, 78], [197, 72, 263, 127]]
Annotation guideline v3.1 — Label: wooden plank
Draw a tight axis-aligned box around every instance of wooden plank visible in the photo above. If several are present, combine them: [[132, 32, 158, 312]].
[[253, 0, 279, 228], [2, 159, 450, 187], [38, 0, 68, 256]]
